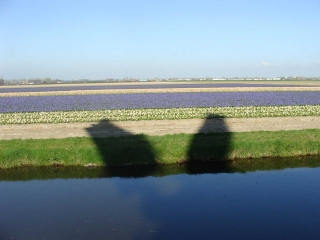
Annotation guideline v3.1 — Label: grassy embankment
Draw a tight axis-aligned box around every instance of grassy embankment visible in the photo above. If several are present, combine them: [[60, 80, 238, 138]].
[[0, 129, 319, 168]]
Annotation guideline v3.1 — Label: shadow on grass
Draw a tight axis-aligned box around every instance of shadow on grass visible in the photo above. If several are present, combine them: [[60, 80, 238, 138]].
[[186, 114, 232, 173], [85, 121, 158, 175], [85, 114, 232, 176]]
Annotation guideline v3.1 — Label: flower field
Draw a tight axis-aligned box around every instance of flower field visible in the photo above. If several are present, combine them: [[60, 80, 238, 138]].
[[2, 91, 320, 113], [1, 85, 320, 124], [1, 106, 320, 124], [0, 82, 298, 94]]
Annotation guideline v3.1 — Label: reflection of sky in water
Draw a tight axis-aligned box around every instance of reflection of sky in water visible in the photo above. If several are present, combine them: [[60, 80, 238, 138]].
[[1, 167, 320, 239], [0, 179, 158, 240]]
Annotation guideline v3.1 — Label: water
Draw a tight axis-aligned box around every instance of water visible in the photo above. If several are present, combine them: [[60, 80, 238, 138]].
[[1, 157, 320, 240]]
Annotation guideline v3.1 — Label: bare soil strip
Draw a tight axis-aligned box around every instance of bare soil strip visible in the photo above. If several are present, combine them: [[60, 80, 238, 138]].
[[1, 116, 320, 140]]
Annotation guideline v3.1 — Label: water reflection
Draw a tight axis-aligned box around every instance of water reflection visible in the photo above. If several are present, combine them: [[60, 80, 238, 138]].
[[1, 156, 320, 181], [0, 179, 158, 240], [1, 162, 320, 240]]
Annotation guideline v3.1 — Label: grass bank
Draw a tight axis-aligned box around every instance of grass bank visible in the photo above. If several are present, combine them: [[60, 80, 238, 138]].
[[0, 129, 319, 169]]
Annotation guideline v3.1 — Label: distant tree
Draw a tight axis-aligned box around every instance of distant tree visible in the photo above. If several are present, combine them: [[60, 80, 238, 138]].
[[43, 77, 52, 84]]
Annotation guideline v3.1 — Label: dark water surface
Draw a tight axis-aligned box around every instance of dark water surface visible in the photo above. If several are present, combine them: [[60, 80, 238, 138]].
[[1, 157, 320, 240]]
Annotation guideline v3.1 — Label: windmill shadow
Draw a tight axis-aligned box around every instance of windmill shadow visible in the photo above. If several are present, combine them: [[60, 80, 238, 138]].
[[185, 114, 233, 173], [85, 120, 155, 165], [85, 114, 232, 176], [85, 121, 157, 176]]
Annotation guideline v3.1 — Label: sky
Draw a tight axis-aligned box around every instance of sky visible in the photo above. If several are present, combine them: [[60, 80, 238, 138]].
[[0, 0, 319, 79]]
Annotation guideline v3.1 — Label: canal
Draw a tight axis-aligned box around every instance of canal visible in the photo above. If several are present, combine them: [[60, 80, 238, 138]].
[[1, 156, 320, 240]]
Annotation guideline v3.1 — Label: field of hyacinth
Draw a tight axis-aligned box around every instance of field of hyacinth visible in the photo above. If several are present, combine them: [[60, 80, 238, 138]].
[[0, 83, 298, 93], [0, 85, 320, 124]]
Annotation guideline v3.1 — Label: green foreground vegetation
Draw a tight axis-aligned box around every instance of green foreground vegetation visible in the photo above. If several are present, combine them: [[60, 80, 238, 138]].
[[1, 129, 319, 169]]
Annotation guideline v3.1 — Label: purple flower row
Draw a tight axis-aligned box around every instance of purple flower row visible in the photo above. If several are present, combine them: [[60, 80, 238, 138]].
[[0, 83, 296, 93], [1, 91, 319, 113]]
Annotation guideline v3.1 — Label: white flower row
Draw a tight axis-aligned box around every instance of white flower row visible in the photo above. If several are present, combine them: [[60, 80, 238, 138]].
[[1, 105, 320, 124]]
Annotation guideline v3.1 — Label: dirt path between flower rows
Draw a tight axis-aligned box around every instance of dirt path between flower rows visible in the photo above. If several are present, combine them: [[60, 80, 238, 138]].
[[1, 116, 320, 140]]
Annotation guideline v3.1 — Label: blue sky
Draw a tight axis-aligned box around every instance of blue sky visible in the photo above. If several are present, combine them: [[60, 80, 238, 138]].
[[1, 0, 319, 79]]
